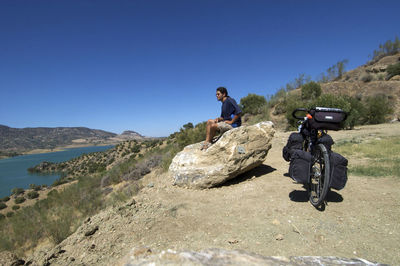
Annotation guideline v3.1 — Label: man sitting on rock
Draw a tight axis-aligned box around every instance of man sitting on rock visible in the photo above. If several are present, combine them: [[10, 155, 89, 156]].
[[201, 87, 242, 150]]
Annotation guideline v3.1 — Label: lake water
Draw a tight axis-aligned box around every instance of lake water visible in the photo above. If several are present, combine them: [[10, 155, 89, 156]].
[[0, 145, 114, 198]]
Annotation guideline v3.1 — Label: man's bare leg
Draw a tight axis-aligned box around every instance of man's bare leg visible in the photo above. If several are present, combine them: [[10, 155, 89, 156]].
[[205, 119, 218, 144]]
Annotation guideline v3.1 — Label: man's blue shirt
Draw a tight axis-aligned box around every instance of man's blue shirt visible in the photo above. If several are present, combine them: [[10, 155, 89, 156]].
[[221, 97, 242, 127]]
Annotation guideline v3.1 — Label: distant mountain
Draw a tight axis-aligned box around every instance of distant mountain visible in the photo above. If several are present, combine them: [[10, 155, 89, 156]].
[[118, 130, 146, 140], [0, 125, 117, 153]]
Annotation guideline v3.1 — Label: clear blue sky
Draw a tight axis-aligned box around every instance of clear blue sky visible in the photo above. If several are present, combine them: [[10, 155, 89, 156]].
[[1, 0, 399, 137]]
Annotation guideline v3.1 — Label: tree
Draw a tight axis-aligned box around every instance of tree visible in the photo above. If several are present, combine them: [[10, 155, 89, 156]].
[[294, 73, 311, 88], [371, 36, 400, 60], [239, 93, 267, 115], [365, 95, 393, 124], [301, 81, 322, 101], [284, 73, 312, 92], [319, 60, 349, 82], [336, 59, 349, 79], [182, 122, 194, 130]]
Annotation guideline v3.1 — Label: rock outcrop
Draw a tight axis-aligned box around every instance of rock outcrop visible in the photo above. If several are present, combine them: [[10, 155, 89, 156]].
[[0, 251, 25, 266], [122, 248, 386, 265], [169, 121, 275, 189]]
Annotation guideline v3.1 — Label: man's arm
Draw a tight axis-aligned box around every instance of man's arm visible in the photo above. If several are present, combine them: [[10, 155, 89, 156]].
[[224, 113, 241, 125]]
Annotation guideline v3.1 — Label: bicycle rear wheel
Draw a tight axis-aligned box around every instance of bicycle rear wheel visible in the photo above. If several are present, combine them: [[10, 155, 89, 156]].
[[309, 143, 330, 207]]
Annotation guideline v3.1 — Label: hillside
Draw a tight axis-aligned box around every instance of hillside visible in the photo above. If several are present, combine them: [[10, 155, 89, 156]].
[[27, 138, 164, 179], [0, 125, 148, 157], [322, 52, 400, 119], [266, 52, 400, 129], [16, 122, 400, 265]]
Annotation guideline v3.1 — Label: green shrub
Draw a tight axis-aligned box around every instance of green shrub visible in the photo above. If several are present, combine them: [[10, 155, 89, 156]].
[[0, 214, 5, 220], [272, 103, 285, 115], [301, 81, 322, 101], [240, 93, 267, 115], [364, 95, 393, 124], [6, 212, 14, 217], [29, 184, 42, 191], [27, 191, 39, 199], [174, 121, 206, 149], [360, 73, 374, 82], [342, 96, 366, 129], [245, 105, 271, 125], [284, 93, 305, 129], [386, 62, 400, 80], [14, 197, 26, 204], [267, 88, 286, 107], [52, 177, 68, 187], [11, 188, 24, 196], [0, 202, 6, 210], [1, 196, 10, 202], [12, 205, 20, 211]]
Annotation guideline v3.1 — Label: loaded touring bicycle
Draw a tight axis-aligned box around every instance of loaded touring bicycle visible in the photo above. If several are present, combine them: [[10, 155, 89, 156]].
[[283, 107, 349, 208]]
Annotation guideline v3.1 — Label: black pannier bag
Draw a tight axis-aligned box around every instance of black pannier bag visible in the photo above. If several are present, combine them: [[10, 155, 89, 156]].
[[308, 107, 347, 131], [282, 132, 304, 162], [329, 152, 348, 190], [317, 134, 334, 152], [289, 150, 311, 184]]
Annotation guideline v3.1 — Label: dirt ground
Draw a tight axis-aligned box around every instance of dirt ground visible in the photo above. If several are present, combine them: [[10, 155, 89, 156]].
[[27, 123, 400, 265], [131, 123, 400, 265]]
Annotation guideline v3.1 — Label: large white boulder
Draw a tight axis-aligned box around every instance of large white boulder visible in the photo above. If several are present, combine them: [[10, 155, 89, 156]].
[[169, 121, 275, 189]]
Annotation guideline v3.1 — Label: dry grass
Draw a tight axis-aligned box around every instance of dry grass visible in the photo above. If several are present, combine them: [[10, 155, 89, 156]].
[[334, 136, 400, 177]]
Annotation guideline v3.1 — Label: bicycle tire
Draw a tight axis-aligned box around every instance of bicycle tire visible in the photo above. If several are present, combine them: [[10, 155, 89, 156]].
[[309, 143, 331, 207]]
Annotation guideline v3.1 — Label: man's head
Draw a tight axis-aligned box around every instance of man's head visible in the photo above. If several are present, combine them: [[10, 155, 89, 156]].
[[216, 87, 228, 101]]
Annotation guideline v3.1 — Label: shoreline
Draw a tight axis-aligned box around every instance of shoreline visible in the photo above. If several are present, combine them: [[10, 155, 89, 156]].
[[0, 142, 118, 160]]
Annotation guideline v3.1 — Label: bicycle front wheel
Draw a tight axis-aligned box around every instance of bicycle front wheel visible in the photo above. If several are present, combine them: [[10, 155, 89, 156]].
[[309, 143, 331, 207]]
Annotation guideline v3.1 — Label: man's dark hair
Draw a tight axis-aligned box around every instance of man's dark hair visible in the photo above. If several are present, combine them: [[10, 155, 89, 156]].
[[216, 86, 228, 96]]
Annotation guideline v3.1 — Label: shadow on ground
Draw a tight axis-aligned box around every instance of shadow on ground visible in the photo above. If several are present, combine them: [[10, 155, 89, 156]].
[[218, 164, 277, 187], [289, 189, 343, 203], [284, 172, 344, 204]]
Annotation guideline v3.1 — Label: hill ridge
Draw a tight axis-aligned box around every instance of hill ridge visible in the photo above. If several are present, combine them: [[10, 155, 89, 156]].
[[0, 125, 148, 155]]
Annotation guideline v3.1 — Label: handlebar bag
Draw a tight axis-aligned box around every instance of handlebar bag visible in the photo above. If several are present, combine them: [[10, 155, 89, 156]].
[[289, 149, 311, 184], [329, 152, 348, 190], [282, 132, 304, 162], [308, 107, 346, 131]]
